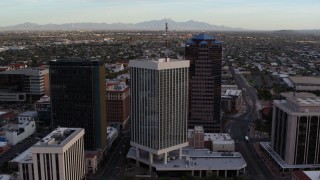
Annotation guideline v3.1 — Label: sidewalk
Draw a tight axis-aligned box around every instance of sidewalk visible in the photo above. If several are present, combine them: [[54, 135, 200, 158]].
[[252, 139, 291, 179]]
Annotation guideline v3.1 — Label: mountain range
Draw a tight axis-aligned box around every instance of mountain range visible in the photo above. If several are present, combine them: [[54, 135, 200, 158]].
[[0, 19, 244, 31]]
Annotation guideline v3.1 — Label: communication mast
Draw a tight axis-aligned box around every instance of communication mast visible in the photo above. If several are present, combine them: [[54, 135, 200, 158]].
[[165, 21, 169, 61]]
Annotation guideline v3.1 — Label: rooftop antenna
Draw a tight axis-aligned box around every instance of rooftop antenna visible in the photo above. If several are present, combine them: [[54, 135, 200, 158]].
[[165, 21, 169, 61]]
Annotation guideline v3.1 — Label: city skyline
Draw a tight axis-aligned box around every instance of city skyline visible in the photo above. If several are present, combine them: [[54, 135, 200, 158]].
[[1, 0, 320, 30]]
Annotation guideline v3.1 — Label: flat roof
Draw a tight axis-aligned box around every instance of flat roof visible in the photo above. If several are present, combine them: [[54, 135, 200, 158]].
[[106, 81, 128, 92], [33, 127, 83, 147], [304, 171, 320, 180], [19, 111, 37, 117], [224, 90, 242, 97], [129, 58, 190, 70], [0, 175, 11, 180], [204, 133, 234, 144], [10, 147, 33, 164], [280, 92, 317, 98], [0, 68, 48, 75], [288, 97, 320, 106], [289, 76, 320, 85], [127, 147, 246, 171], [36, 95, 50, 103]]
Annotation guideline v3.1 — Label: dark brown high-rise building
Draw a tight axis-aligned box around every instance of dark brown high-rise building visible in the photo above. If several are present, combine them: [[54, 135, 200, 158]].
[[186, 33, 222, 133], [49, 59, 107, 151]]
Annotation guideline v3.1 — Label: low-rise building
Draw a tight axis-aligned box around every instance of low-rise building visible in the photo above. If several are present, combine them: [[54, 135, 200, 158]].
[[127, 147, 247, 178], [188, 126, 204, 149], [85, 152, 100, 175], [105, 63, 124, 72], [205, 133, 235, 152], [0, 142, 10, 155], [188, 126, 235, 152], [289, 76, 320, 91], [0, 118, 36, 145], [221, 90, 243, 113]]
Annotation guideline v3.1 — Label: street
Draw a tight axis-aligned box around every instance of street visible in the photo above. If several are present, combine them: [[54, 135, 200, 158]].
[[226, 70, 281, 179]]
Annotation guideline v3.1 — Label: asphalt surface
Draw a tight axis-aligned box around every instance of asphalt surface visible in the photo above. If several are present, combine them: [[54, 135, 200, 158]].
[[87, 132, 130, 180], [226, 69, 280, 180]]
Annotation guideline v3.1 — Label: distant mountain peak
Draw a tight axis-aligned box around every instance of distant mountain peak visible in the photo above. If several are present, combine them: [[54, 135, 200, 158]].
[[0, 19, 245, 31]]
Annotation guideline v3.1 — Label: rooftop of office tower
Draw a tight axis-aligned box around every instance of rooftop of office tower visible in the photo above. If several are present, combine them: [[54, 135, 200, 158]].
[[49, 58, 104, 66], [186, 33, 221, 45], [192, 33, 215, 41]]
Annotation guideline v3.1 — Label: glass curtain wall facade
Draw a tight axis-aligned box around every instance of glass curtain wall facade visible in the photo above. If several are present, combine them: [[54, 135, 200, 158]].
[[185, 33, 222, 133], [49, 59, 107, 151]]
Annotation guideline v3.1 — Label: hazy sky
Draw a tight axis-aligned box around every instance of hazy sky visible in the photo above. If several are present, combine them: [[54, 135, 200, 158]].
[[1, 0, 320, 30]]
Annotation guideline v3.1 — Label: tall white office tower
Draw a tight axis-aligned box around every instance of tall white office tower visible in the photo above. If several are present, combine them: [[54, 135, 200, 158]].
[[129, 58, 190, 167]]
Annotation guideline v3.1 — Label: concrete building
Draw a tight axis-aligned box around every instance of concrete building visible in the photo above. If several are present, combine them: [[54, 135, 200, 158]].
[[129, 58, 190, 168], [271, 97, 320, 165], [289, 76, 320, 91], [259, 97, 320, 172], [50, 59, 107, 151], [221, 90, 243, 113], [204, 133, 235, 152], [0, 111, 15, 123], [106, 80, 130, 130], [0, 68, 49, 102], [85, 152, 99, 175], [127, 147, 247, 178], [0, 115, 36, 145], [34, 95, 51, 127], [221, 85, 239, 92], [17, 111, 37, 122], [188, 126, 205, 149], [12, 127, 85, 180], [105, 63, 124, 73], [292, 170, 320, 180], [188, 126, 235, 152], [186, 33, 222, 133]]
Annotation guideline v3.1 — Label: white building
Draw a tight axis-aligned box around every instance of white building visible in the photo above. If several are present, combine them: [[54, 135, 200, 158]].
[[105, 63, 124, 72], [205, 133, 235, 152], [1, 117, 36, 145], [107, 126, 118, 149], [129, 58, 190, 168], [18, 111, 38, 122], [12, 127, 85, 180]]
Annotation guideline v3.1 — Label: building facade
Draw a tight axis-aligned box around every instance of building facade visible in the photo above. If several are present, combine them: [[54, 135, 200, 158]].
[[0, 68, 49, 102], [221, 90, 243, 113], [185, 33, 222, 133], [106, 81, 130, 130], [14, 128, 85, 180], [1, 112, 36, 145], [34, 96, 51, 127], [49, 59, 107, 151], [272, 97, 320, 165], [129, 58, 189, 166]]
